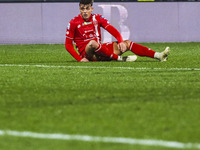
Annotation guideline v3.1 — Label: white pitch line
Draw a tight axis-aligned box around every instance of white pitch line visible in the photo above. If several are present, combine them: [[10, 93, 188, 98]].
[[0, 64, 200, 71], [0, 130, 200, 149]]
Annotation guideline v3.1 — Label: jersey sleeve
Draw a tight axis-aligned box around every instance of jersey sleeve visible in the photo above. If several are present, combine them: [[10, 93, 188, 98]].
[[66, 19, 76, 39], [98, 14, 123, 43], [105, 25, 123, 43], [65, 38, 82, 61], [65, 19, 82, 61], [98, 15, 110, 29]]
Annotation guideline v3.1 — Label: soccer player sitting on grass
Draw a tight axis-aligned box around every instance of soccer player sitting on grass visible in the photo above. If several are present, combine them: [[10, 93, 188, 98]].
[[65, 0, 170, 62]]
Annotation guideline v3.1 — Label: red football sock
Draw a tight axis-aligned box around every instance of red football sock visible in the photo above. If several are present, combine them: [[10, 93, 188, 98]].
[[95, 44, 118, 60], [129, 42, 155, 58]]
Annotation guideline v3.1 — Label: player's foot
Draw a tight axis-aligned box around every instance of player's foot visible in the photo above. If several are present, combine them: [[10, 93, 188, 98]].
[[122, 55, 137, 62], [159, 47, 170, 62]]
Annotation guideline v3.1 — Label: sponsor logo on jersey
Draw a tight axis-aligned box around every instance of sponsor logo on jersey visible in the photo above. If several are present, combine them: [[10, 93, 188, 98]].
[[82, 22, 92, 26], [89, 34, 93, 38]]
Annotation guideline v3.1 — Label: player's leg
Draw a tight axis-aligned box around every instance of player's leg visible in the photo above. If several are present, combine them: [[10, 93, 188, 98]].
[[125, 40, 170, 61], [113, 41, 130, 55], [85, 40, 137, 61], [85, 40, 120, 61], [112, 41, 138, 61]]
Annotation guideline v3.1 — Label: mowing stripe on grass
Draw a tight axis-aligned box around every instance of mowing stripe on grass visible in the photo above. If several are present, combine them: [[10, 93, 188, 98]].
[[0, 64, 200, 71], [0, 130, 200, 149]]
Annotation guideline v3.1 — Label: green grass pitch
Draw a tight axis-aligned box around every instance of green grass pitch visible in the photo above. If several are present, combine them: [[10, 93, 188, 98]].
[[0, 42, 200, 150]]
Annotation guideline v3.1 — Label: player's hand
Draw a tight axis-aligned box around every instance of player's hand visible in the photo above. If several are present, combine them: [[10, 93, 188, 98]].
[[80, 58, 89, 62], [118, 42, 127, 53]]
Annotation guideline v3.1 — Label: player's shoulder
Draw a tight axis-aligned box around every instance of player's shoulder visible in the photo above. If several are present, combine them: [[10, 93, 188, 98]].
[[93, 13, 103, 19], [69, 14, 82, 25], [93, 14, 107, 21]]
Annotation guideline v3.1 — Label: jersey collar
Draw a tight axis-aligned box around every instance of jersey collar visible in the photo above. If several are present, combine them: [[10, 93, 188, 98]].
[[79, 14, 93, 22]]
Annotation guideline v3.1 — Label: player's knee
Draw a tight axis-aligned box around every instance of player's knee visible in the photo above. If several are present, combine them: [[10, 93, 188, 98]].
[[124, 40, 131, 48], [88, 40, 99, 49]]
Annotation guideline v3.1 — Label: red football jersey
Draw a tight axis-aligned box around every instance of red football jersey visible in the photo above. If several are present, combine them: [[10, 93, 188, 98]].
[[66, 14, 110, 55]]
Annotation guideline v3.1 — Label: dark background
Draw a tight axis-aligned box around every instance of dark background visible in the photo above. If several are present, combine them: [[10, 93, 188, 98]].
[[0, 0, 200, 3]]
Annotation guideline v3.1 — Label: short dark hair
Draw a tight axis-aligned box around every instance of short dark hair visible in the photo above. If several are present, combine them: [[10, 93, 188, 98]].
[[79, 0, 94, 6]]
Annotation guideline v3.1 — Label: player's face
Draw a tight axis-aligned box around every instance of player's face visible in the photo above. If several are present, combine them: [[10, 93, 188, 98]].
[[79, 4, 93, 21]]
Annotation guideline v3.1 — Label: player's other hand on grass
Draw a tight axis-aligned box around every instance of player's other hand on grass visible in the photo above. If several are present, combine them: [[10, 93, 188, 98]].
[[118, 42, 127, 53], [80, 58, 89, 62]]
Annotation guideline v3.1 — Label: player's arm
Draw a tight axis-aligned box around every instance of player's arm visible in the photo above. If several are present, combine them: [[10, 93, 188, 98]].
[[100, 15, 126, 52], [105, 25, 123, 43], [65, 38, 83, 61], [65, 21, 88, 62], [105, 25, 126, 52]]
